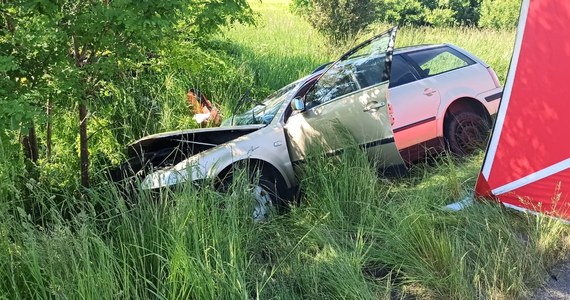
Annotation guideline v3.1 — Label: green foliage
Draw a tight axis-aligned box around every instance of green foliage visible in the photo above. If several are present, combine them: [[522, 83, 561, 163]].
[[375, 0, 516, 28], [447, 0, 482, 25], [0, 4, 60, 130], [377, 0, 427, 26], [1, 144, 568, 299], [0, 176, 258, 298], [479, 0, 522, 29], [375, 0, 481, 27], [0, 0, 255, 133], [0, 0, 256, 190], [292, 0, 377, 45], [0, 132, 26, 207], [187, 0, 256, 37], [424, 7, 457, 27]]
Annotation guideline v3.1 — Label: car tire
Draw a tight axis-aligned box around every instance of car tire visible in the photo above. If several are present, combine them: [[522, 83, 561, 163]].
[[252, 175, 283, 222], [445, 111, 490, 156], [218, 164, 286, 222]]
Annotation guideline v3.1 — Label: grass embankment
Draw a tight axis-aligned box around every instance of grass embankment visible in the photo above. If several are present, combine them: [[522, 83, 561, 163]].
[[1, 0, 568, 299]]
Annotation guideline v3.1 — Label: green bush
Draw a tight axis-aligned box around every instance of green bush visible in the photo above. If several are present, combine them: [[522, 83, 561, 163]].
[[479, 0, 521, 29], [294, 0, 517, 30], [376, 0, 482, 27], [378, 0, 427, 26], [424, 7, 457, 27], [446, 0, 482, 25], [292, 0, 377, 45]]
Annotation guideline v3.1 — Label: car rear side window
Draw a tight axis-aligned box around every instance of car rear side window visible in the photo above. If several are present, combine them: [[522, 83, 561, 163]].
[[389, 55, 419, 88], [406, 47, 475, 77]]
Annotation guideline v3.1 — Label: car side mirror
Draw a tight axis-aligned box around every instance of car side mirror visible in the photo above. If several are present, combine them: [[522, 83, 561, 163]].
[[291, 97, 305, 112]]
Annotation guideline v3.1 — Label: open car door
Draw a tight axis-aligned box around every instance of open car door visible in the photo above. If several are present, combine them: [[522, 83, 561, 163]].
[[285, 28, 405, 171]]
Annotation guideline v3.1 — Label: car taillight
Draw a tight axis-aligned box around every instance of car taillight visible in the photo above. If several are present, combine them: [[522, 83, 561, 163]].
[[386, 89, 395, 126], [388, 103, 395, 126], [487, 67, 501, 88]]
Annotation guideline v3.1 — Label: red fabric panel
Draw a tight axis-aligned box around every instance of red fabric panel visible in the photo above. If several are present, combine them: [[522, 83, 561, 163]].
[[474, 172, 493, 199], [497, 168, 570, 220], [487, 1, 570, 191]]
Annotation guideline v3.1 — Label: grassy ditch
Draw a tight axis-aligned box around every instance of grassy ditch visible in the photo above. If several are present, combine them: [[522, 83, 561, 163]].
[[2, 147, 569, 299]]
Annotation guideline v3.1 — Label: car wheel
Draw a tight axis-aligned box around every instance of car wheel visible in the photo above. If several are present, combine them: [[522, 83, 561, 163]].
[[252, 176, 281, 222], [218, 165, 286, 222], [445, 111, 490, 155]]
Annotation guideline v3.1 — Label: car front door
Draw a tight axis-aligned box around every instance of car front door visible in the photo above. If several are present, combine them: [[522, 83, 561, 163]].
[[284, 28, 405, 171]]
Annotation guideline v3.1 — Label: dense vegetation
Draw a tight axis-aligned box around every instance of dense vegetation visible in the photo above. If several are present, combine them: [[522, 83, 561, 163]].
[[1, 0, 568, 299], [292, 0, 521, 44], [293, 0, 522, 28], [1, 0, 255, 190]]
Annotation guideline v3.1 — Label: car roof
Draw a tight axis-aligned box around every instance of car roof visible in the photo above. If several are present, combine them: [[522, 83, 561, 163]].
[[310, 43, 488, 75], [394, 44, 446, 54], [395, 43, 488, 67]]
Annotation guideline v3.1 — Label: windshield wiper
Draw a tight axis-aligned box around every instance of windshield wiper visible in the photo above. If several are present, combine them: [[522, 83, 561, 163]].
[[230, 87, 252, 126]]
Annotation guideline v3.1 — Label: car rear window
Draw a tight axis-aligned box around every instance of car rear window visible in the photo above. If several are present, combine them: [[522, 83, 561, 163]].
[[406, 47, 475, 77]]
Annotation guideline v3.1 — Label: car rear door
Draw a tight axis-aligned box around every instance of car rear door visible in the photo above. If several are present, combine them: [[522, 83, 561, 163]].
[[395, 46, 481, 148], [389, 54, 441, 150], [285, 28, 405, 170]]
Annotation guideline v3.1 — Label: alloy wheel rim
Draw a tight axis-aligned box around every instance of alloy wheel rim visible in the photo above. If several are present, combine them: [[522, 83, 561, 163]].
[[457, 119, 485, 153], [252, 185, 272, 222]]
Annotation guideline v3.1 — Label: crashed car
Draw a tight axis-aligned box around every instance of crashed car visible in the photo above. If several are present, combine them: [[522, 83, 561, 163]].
[[119, 28, 502, 220]]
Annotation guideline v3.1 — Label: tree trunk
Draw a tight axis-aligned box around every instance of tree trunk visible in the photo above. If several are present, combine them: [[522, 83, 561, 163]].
[[46, 99, 52, 160], [2, 0, 15, 33], [79, 102, 89, 189], [73, 35, 90, 190], [21, 124, 39, 163]]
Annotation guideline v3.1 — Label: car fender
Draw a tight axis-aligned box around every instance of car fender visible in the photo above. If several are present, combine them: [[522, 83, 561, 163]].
[[435, 88, 490, 137], [208, 136, 295, 189], [212, 123, 294, 187], [141, 125, 295, 189]]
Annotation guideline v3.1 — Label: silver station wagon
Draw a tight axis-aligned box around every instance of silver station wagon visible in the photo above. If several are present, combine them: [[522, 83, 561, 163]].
[[118, 28, 502, 220]]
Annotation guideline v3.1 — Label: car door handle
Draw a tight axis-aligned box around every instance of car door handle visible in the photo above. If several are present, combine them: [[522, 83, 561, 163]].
[[423, 88, 437, 96], [363, 101, 386, 112]]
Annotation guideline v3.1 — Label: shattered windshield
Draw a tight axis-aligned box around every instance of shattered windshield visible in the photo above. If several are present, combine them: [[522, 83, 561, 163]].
[[222, 81, 299, 126]]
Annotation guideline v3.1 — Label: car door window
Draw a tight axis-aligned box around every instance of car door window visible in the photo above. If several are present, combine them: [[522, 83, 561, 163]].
[[407, 47, 475, 77], [305, 63, 360, 107], [389, 55, 419, 88], [305, 33, 392, 107]]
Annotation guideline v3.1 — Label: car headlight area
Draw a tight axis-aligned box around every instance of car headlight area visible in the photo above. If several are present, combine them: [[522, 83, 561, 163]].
[[141, 161, 209, 190]]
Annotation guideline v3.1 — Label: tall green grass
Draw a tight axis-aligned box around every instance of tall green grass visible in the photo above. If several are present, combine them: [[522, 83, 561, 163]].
[[223, 1, 515, 90], [2, 146, 568, 299], [220, 0, 331, 93], [0, 175, 260, 299]]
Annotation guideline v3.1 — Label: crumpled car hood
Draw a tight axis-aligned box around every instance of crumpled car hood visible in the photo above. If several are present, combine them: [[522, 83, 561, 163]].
[[112, 124, 265, 181], [128, 124, 265, 156]]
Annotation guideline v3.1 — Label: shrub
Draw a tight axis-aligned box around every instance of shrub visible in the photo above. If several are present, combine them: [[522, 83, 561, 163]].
[[446, 0, 482, 25], [479, 0, 521, 29], [292, 0, 377, 45], [424, 8, 457, 27], [376, 0, 482, 27], [377, 0, 427, 26]]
